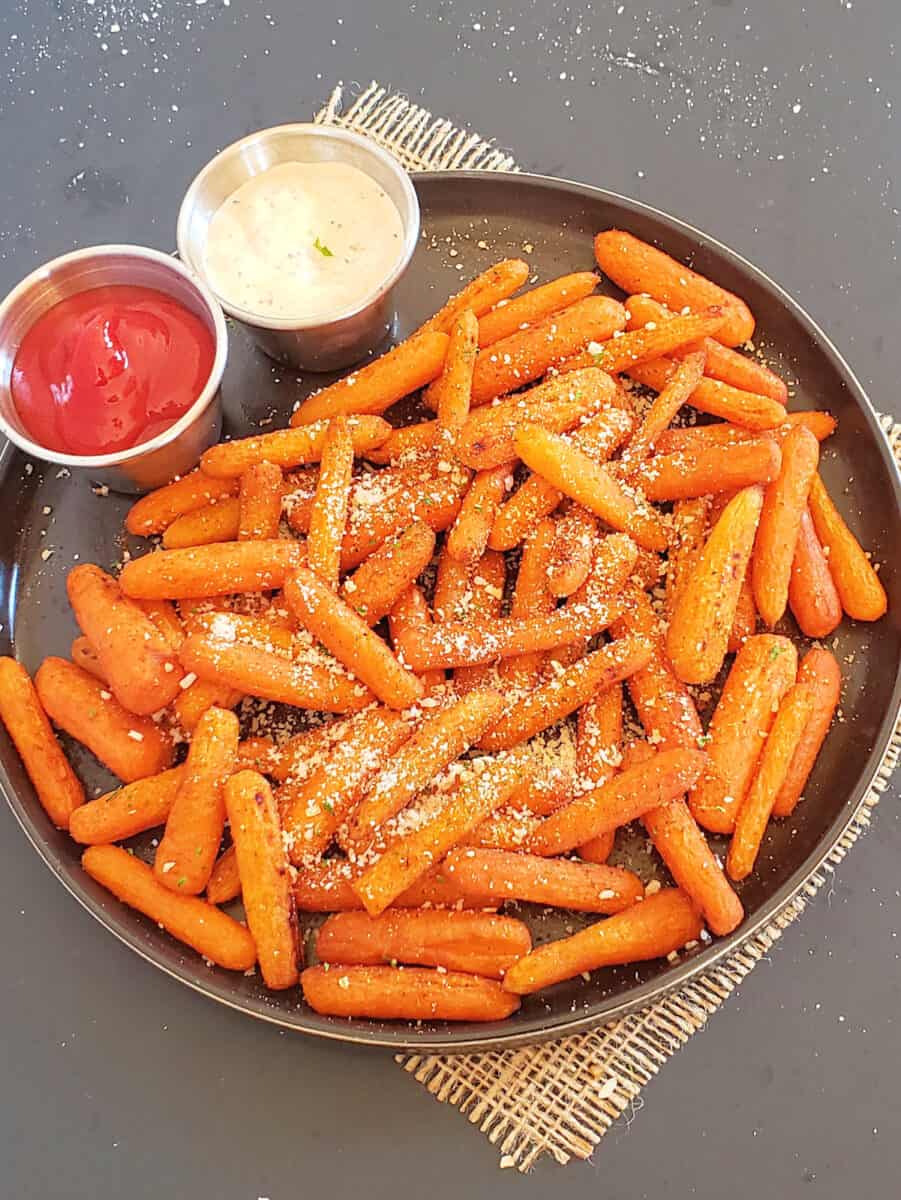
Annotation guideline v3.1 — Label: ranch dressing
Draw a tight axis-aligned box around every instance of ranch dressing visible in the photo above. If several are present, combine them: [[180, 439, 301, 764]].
[[203, 161, 405, 321]]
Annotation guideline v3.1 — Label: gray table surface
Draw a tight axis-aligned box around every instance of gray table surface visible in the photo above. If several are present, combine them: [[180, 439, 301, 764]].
[[2, 2, 900, 1196]]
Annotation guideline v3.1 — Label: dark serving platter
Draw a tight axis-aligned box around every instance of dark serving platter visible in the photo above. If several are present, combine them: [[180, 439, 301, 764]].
[[1, 172, 899, 1051]]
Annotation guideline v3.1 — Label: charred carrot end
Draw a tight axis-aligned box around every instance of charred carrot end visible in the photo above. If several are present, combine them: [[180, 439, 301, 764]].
[[301, 964, 521, 1022], [225, 771, 300, 990], [594, 229, 755, 347], [666, 486, 764, 685], [284, 565, 423, 710], [789, 507, 842, 639], [418, 259, 531, 337], [772, 648, 841, 819], [291, 332, 450, 425], [808, 473, 887, 622], [0, 656, 84, 829], [35, 657, 174, 784], [503, 888, 703, 995], [70, 767, 183, 845], [751, 425, 820, 628], [238, 460, 285, 541], [154, 706, 239, 895], [82, 844, 256, 971], [478, 271, 598, 347], [125, 469, 238, 537], [307, 416, 355, 589], [316, 909, 532, 979]]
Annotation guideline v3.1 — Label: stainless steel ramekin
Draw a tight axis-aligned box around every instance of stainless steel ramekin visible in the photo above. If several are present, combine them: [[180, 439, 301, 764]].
[[176, 123, 421, 372], [0, 244, 228, 494]]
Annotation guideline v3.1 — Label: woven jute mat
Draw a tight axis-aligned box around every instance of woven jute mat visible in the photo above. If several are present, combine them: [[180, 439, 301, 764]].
[[315, 82, 901, 1172]]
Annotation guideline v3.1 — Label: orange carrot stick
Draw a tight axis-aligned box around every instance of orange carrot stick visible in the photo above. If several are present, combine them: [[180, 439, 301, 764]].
[[446, 462, 514, 565], [67, 564, 183, 715], [434, 308, 478, 445], [727, 682, 816, 881], [307, 416, 354, 588], [808, 473, 887, 621], [119, 540, 305, 601], [624, 349, 707, 462], [301, 964, 520, 1021], [772, 648, 841, 818], [388, 585, 446, 692], [751, 425, 820, 627], [290, 333, 450, 425], [503, 887, 702, 995], [666, 486, 765, 684], [458, 367, 618, 471], [477, 271, 598, 347], [179, 633, 370, 713], [70, 766, 183, 845], [35, 657, 173, 783], [237, 460, 284, 541], [788, 507, 842, 639], [688, 634, 797, 833], [225, 770, 300, 989], [0, 657, 84, 829], [547, 504, 597, 598], [514, 422, 668, 552], [627, 358, 784, 430], [417, 259, 531, 336], [154, 706, 239, 895], [528, 748, 707, 856], [316, 909, 532, 979], [284, 565, 423, 709], [340, 521, 436, 625], [82, 844, 255, 971], [125, 469, 238, 537], [629, 439, 781, 502], [594, 229, 755, 346]]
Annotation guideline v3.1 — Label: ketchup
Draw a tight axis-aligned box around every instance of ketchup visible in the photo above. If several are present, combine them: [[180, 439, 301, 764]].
[[11, 285, 215, 456]]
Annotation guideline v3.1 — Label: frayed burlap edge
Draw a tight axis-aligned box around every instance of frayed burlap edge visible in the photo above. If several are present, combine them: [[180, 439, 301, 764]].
[[317, 83, 901, 1172]]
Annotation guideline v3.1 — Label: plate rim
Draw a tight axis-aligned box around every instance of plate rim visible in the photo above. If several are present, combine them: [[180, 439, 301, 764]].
[[1, 168, 899, 1052]]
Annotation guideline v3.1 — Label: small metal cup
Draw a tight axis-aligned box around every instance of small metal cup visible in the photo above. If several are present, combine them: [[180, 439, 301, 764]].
[[0, 244, 228, 494], [176, 123, 421, 372]]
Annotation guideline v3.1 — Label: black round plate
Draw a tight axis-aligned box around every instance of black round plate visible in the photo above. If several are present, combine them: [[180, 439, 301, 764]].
[[2, 172, 899, 1051]]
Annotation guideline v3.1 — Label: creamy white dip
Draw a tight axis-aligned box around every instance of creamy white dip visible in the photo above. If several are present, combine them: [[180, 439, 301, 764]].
[[204, 161, 405, 321]]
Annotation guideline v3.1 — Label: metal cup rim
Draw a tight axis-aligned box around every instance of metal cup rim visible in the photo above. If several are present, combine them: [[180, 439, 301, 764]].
[[0, 243, 228, 470]]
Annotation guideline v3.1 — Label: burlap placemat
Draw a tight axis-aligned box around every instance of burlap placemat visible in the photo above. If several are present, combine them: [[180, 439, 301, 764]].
[[315, 82, 901, 1171]]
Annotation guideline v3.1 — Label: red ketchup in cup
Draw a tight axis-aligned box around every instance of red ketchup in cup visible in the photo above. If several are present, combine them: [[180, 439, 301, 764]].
[[10, 284, 215, 456]]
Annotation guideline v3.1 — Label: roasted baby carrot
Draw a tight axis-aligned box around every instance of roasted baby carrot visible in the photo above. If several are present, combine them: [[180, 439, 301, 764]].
[[225, 771, 300, 989], [503, 887, 703, 995], [468, 295, 627, 405], [346, 687, 507, 849], [496, 518, 556, 692], [446, 462, 514, 565], [568, 307, 726, 375], [179, 633, 370, 713], [340, 521, 436, 625], [478, 635, 653, 753], [0, 657, 84, 829], [82, 844, 255, 971], [125, 469, 238, 537], [788, 507, 842, 639], [67, 564, 183, 715], [452, 550, 507, 694], [364, 420, 438, 466], [514, 423, 669, 552], [808, 473, 887, 621], [301, 964, 520, 1022], [238, 460, 285, 541], [293, 858, 494, 912], [174, 677, 244, 733], [624, 349, 707, 462], [388, 585, 446, 692], [575, 683, 623, 863], [154, 706, 239, 895], [69, 766, 183, 845], [70, 636, 109, 683], [316, 909, 532, 979], [284, 565, 423, 709], [417, 259, 531, 336], [202, 415, 391, 476], [547, 504, 597, 597], [434, 308, 478, 445], [307, 416, 354, 588], [666, 487, 765, 684], [35, 657, 173, 783], [291, 332, 450, 425], [528, 748, 707, 856], [666, 496, 711, 618], [751, 424, 820, 627], [627, 358, 784, 430], [119, 540, 305, 601], [206, 844, 240, 905], [772, 648, 841, 819], [628, 438, 781, 502], [594, 229, 755, 346], [688, 634, 797, 833], [727, 682, 816, 881], [457, 367, 618, 471], [161, 498, 241, 549], [478, 271, 597, 347]]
